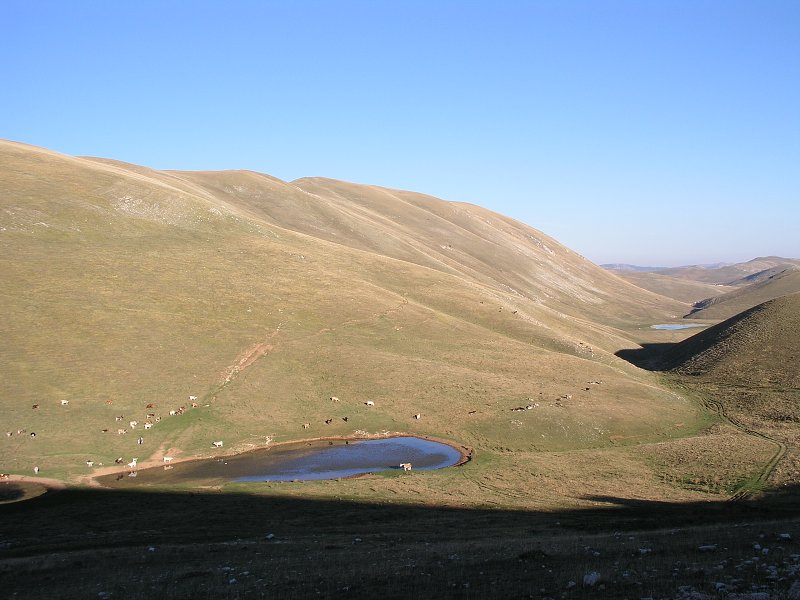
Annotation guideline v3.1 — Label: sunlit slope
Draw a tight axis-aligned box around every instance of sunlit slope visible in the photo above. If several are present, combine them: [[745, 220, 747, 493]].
[[664, 293, 800, 486], [0, 140, 702, 480], [666, 293, 800, 388], [612, 271, 733, 304], [170, 172, 687, 329], [655, 257, 800, 284], [687, 266, 800, 320]]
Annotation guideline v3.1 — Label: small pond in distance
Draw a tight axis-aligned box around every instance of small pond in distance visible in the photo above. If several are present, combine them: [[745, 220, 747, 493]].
[[97, 436, 464, 487], [651, 324, 707, 330]]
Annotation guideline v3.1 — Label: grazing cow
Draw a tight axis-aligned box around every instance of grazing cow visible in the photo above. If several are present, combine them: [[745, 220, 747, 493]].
[[325, 419, 333, 425], [33, 466, 40, 475], [146, 403, 155, 409], [117, 428, 127, 435], [129, 421, 138, 429], [115, 416, 124, 422], [30, 432, 36, 438], [86, 460, 94, 467], [330, 396, 340, 402], [169, 410, 177, 416], [163, 456, 173, 464], [115, 457, 124, 464], [400, 463, 412, 471], [146, 413, 155, 419], [137, 436, 144, 445], [32, 404, 39, 409], [365, 401, 375, 407], [342, 417, 348, 422], [144, 422, 153, 430], [191, 402, 198, 408], [101, 428, 109, 433], [105, 400, 113, 405], [212, 440, 223, 448], [5, 432, 11, 437], [302, 423, 310, 429], [61, 400, 69, 406], [413, 413, 421, 420]]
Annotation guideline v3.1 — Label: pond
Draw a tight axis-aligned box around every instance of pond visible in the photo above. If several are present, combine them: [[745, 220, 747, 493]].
[[650, 323, 707, 330], [97, 436, 465, 487]]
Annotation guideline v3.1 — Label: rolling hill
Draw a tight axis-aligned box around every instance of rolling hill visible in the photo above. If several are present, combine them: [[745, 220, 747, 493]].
[[5, 140, 800, 600], [663, 292, 800, 489], [664, 292, 800, 386], [606, 270, 734, 304], [605, 257, 800, 284], [686, 265, 800, 320], [0, 140, 728, 507]]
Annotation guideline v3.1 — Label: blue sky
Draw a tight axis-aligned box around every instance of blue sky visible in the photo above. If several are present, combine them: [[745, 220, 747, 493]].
[[2, 1, 798, 266]]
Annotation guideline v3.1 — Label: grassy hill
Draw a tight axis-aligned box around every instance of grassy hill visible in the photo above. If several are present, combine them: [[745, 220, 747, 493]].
[[605, 257, 800, 284], [663, 292, 800, 490], [687, 265, 800, 320], [0, 139, 773, 510], [665, 293, 800, 386], [609, 270, 734, 304], [4, 140, 800, 599]]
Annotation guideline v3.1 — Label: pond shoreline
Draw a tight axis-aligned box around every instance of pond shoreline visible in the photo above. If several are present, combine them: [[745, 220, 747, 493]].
[[84, 432, 473, 489]]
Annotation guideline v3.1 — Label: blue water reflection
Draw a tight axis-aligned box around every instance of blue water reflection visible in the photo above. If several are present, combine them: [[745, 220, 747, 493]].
[[651, 324, 707, 330], [235, 437, 462, 482]]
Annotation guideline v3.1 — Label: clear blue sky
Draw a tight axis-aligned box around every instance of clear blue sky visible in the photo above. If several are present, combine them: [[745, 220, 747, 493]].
[[2, 1, 798, 266]]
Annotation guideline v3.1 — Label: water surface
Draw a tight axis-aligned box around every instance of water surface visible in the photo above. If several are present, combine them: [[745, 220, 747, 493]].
[[97, 436, 463, 486], [651, 323, 707, 330]]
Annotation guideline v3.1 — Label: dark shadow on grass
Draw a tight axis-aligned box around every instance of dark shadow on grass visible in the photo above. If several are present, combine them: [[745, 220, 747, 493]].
[[2, 484, 800, 598], [2, 482, 800, 554], [616, 343, 677, 371]]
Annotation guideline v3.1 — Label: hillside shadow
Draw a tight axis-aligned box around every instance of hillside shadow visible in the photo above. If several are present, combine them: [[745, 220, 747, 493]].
[[2, 481, 800, 554], [3, 483, 800, 599], [616, 343, 677, 371]]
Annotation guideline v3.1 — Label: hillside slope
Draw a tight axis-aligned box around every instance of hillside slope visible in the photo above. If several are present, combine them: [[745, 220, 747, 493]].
[[665, 292, 800, 387], [1, 140, 703, 488], [611, 270, 733, 304], [663, 292, 800, 487], [604, 257, 800, 284], [687, 266, 800, 320]]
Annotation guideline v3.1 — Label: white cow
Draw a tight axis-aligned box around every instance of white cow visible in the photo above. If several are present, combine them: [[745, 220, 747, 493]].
[[212, 440, 223, 448], [365, 401, 375, 407], [400, 463, 412, 471]]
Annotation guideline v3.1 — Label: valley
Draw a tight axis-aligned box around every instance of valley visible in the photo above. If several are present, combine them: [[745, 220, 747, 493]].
[[1, 140, 799, 598]]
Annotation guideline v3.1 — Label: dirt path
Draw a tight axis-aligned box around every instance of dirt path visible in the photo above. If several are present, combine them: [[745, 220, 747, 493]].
[[698, 394, 787, 501]]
